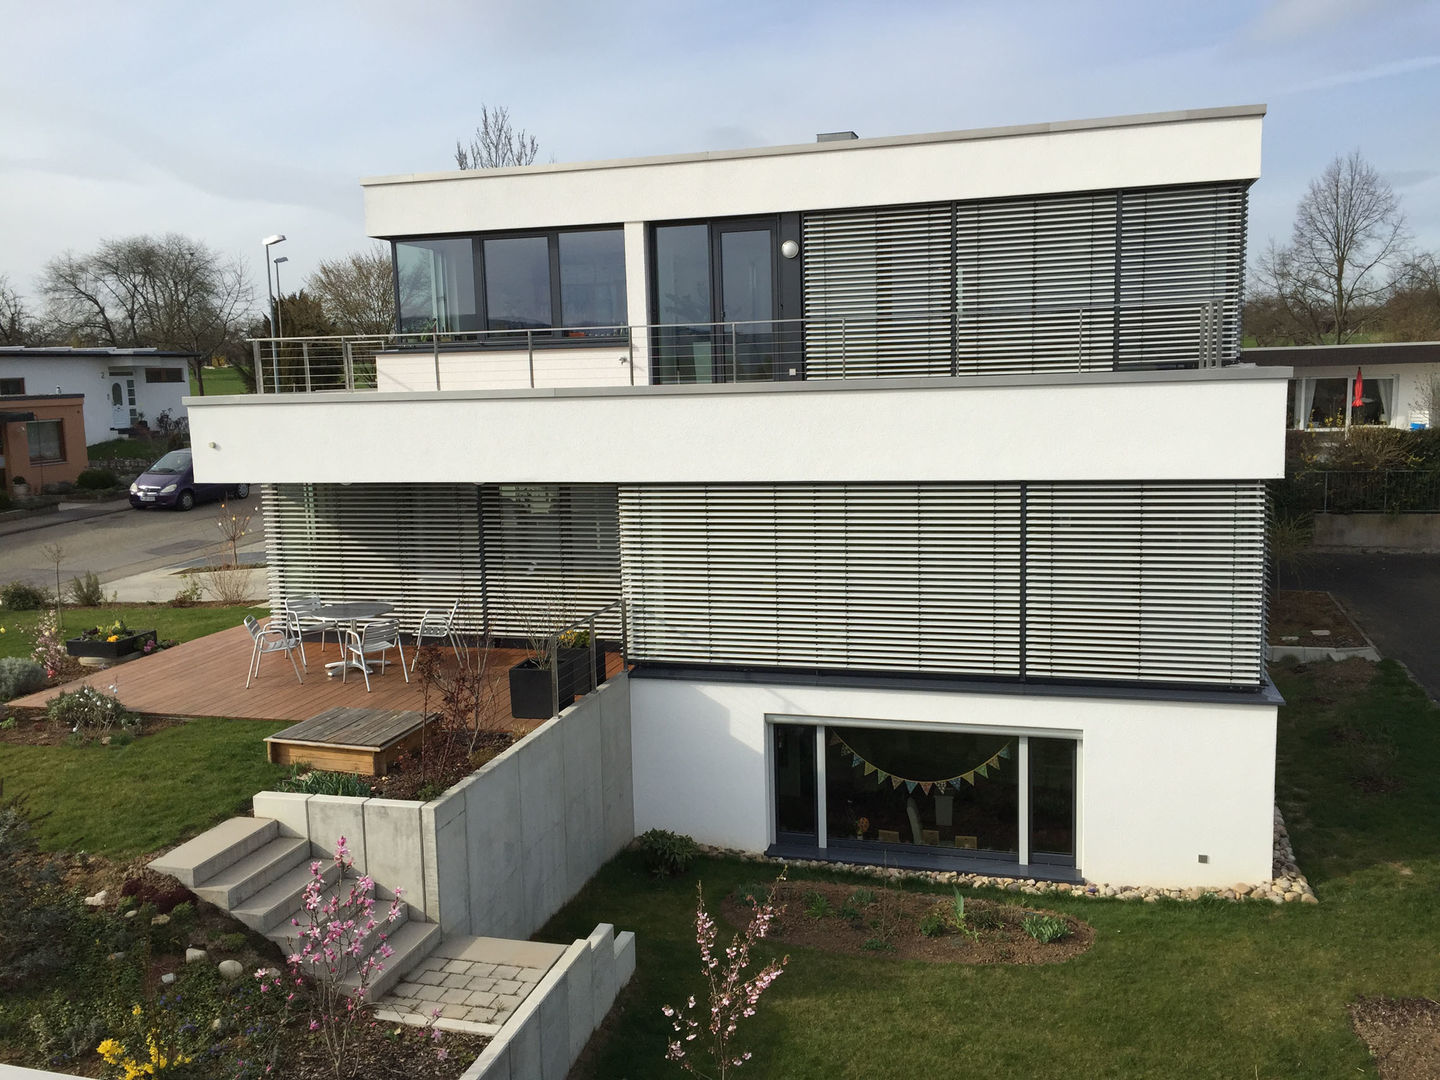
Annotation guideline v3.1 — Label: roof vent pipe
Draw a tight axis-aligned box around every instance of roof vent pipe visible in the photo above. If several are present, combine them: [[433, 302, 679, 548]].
[[816, 131, 858, 142]]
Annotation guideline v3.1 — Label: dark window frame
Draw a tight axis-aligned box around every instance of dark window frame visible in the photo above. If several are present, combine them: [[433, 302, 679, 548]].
[[391, 225, 629, 346], [0, 377, 24, 395], [144, 366, 185, 384]]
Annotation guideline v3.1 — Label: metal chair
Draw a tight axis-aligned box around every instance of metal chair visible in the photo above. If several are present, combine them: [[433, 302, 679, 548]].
[[343, 620, 409, 692], [410, 600, 467, 672], [244, 614, 303, 688], [284, 594, 335, 667]]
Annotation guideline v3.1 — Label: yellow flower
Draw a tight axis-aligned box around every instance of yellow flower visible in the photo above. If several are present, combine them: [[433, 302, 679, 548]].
[[132, 1004, 143, 1017], [97, 1037, 125, 1063], [107, 634, 120, 643]]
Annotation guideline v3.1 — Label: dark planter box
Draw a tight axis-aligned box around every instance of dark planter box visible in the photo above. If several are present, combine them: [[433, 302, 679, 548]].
[[66, 630, 158, 659], [508, 648, 595, 720]]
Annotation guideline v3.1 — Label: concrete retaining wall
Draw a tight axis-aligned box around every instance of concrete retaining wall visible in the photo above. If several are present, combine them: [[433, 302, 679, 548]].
[[460, 922, 636, 1080], [253, 674, 635, 934], [1313, 512, 1440, 552]]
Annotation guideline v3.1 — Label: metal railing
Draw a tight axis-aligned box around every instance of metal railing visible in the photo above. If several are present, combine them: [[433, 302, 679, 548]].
[[1275, 470, 1440, 515], [245, 300, 1231, 395], [540, 600, 627, 720]]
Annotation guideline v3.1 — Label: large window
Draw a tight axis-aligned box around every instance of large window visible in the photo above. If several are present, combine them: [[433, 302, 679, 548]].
[[1291, 376, 1396, 429], [144, 367, 185, 383], [0, 377, 23, 395], [395, 228, 626, 338], [27, 419, 64, 462]]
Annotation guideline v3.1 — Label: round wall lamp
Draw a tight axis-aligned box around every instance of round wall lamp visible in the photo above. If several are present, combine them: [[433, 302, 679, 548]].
[[780, 239, 800, 259]]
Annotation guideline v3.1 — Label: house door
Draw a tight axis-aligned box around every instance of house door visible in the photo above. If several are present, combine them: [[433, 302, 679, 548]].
[[772, 723, 817, 844], [109, 376, 135, 429]]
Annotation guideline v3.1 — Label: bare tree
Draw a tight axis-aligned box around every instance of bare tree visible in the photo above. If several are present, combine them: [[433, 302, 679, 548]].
[[0, 274, 41, 346], [305, 244, 396, 335], [39, 234, 255, 391], [1382, 252, 1440, 342], [1253, 151, 1409, 344], [454, 105, 540, 169]]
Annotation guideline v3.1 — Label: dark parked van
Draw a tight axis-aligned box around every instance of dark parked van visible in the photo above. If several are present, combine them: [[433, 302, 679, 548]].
[[129, 448, 249, 511]]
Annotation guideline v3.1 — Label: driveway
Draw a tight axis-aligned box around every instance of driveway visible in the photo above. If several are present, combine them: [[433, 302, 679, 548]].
[[1284, 552, 1440, 700]]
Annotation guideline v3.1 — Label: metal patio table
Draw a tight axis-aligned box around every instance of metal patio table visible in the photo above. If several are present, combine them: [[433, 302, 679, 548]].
[[311, 601, 395, 677]]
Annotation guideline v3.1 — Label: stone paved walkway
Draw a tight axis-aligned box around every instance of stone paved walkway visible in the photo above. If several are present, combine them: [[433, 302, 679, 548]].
[[374, 934, 567, 1035]]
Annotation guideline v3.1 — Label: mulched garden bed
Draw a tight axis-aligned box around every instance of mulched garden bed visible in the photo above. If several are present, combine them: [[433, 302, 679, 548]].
[[720, 879, 1093, 965], [1269, 589, 1369, 648], [1350, 996, 1440, 1080]]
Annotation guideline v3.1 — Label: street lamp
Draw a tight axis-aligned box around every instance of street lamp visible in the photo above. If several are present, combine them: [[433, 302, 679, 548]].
[[273, 256, 289, 339], [262, 234, 286, 393]]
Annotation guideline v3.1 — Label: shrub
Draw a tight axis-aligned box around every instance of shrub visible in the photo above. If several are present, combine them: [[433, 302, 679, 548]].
[[919, 912, 948, 938], [119, 876, 196, 915], [637, 828, 700, 877], [1, 580, 49, 610], [802, 891, 832, 919], [276, 768, 373, 797], [74, 467, 117, 490], [0, 799, 79, 989], [1021, 913, 1071, 944], [46, 685, 140, 735], [846, 887, 875, 907], [67, 570, 106, 607], [0, 657, 47, 701]]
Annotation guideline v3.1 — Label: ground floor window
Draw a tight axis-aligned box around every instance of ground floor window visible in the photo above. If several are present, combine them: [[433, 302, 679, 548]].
[[26, 418, 64, 462], [772, 721, 1077, 870], [1290, 376, 1396, 429]]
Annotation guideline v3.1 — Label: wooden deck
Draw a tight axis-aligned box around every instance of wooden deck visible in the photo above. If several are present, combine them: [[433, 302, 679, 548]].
[[9, 624, 548, 727]]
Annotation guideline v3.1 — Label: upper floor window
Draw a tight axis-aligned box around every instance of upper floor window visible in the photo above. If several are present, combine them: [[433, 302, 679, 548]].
[[395, 228, 626, 338], [0, 377, 23, 395], [144, 367, 185, 383]]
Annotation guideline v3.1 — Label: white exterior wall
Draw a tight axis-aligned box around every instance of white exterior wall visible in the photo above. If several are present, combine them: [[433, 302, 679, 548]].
[[0, 355, 188, 444], [377, 346, 637, 392], [364, 108, 1263, 238], [186, 367, 1288, 486], [629, 677, 1276, 888], [1288, 363, 1440, 428]]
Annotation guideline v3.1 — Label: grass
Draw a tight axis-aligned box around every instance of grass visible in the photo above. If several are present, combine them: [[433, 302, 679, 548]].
[[540, 658, 1440, 1078], [85, 436, 171, 462], [0, 605, 266, 661], [190, 366, 250, 396], [0, 717, 289, 857]]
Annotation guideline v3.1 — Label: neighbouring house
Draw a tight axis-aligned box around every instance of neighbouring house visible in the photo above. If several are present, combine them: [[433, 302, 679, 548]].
[[188, 104, 1289, 889], [0, 393, 89, 491], [1246, 341, 1440, 430], [0, 346, 195, 446]]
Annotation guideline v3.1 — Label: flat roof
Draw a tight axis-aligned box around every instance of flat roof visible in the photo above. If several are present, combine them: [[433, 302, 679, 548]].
[[1243, 342, 1440, 368], [0, 346, 196, 360], [362, 104, 1267, 187]]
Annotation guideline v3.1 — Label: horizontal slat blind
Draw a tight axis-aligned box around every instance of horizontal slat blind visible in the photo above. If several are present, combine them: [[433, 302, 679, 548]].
[[620, 484, 1022, 674], [479, 484, 622, 638], [954, 192, 1117, 374], [1117, 183, 1247, 368], [1024, 482, 1266, 685], [801, 204, 954, 378], [264, 483, 485, 631]]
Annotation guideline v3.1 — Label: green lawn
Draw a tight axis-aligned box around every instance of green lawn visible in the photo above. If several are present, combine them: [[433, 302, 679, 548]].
[[541, 659, 1440, 1078], [0, 605, 266, 661], [0, 717, 288, 857], [190, 366, 250, 396]]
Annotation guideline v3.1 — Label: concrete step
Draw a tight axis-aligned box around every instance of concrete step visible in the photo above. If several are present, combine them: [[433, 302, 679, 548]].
[[232, 859, 342, 934], [341, 920, 443, 1002], [267, 886, 411, 962], [150, 817, 278, 888], [192, 836, 310, 910]]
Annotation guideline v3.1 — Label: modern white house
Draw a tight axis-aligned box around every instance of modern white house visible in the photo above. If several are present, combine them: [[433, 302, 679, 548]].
[[1245, 341, 1440, 430], [0, 346, 193, 445], [187, 104, 1289, 889]]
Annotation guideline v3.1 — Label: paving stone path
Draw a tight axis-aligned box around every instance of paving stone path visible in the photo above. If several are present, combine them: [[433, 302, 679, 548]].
[[374, 935, 567, 1035]]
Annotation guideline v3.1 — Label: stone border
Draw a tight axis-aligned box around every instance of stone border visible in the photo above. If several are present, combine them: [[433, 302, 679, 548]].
[[702, 804, 1317, 906]]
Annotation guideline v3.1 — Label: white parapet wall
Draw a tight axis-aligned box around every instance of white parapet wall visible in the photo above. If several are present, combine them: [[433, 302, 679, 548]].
[[253, 674, 635, 937], [629, 675, 1277, 889], [376, 346, 637, 393]]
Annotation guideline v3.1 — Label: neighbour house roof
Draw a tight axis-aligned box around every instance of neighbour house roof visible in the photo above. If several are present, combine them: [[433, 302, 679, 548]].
[[1243, 342, 1440, 368], [0, 346, 197, 360]]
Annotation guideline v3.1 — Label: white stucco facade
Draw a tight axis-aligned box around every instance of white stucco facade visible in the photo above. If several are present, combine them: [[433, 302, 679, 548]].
[[0, 349, 190, 445], [630, 676, 1277, 888]]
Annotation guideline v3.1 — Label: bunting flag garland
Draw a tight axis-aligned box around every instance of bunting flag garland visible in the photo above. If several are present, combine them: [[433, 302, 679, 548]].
[[828, 732, 1013, 793]]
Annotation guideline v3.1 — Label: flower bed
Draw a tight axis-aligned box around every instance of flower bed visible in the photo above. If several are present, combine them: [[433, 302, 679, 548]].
[[65, 629, 158, 659]]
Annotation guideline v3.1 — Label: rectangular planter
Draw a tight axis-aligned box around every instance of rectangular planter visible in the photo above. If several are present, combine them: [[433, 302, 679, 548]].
[[66, 630, 157, 659], [508, 648, 594, 720]]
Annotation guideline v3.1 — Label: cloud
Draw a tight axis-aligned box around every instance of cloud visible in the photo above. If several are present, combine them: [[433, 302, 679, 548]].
[[1277, 53, 1440, 94], [1244, 0, 1423, 43]]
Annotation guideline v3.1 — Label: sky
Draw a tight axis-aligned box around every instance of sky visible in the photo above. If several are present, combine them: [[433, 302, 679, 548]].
[[1, 0, 1437, 315]]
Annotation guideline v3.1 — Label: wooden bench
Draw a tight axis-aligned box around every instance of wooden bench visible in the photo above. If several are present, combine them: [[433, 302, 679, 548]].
[[264, 706, 436, 776]]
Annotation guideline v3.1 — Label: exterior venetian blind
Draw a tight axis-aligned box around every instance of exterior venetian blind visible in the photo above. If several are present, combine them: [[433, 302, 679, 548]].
[[619, 484, 1023, 674], [263, 483, 485, 631], [801, 204, 954, 378], [479, 484, 622, 638], [954, 192, 1118, 374], [1117, 183, 1248, 368], [1024, 482, 1267, 686]]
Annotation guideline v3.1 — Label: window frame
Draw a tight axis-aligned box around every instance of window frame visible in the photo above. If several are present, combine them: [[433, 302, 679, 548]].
[[26, 418, 65, 464], [391, 224, 629, 346], [0, 377, 24, 395], [144, 366, 185, 384]]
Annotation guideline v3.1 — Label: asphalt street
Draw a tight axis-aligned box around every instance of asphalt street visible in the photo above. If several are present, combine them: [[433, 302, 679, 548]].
[[1284, 552, 1440, 700], [0, 498, 267, 595]]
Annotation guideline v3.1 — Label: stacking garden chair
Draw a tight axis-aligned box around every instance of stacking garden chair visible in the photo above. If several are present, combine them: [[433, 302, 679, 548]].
[[410, 600, 467, 672], [284, 594, 335, 668], [343, 619, 409, 692], [243, 614, 303, 688]]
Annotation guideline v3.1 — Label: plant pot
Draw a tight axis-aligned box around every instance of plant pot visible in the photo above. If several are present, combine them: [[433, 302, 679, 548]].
[[11, 483, 29, 497], [66, 630, 157, 660], [507, 648, 595, 720]]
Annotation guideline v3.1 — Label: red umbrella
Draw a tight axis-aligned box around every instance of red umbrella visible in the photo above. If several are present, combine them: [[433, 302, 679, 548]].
[[1352, 368, 1364, 408]]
